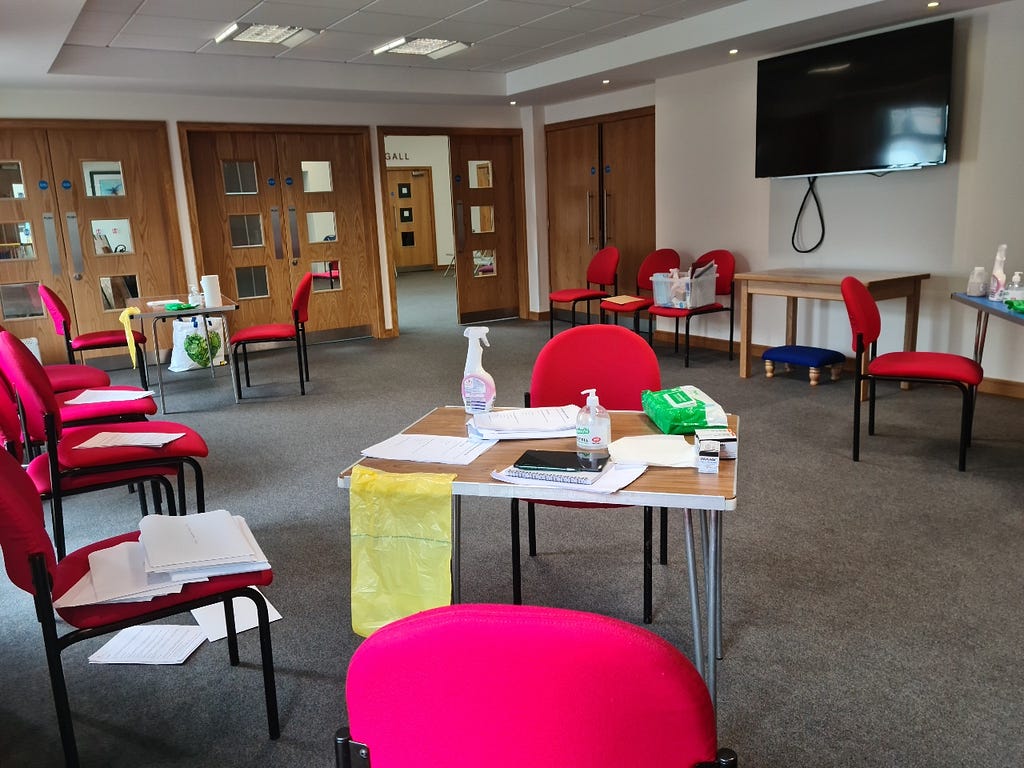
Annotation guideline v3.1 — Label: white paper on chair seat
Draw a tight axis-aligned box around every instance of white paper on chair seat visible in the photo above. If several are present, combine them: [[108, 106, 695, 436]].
[[140, 510, 269, 576], [64, 389, 156, 405], [608, 435, 698, 467], [73, 431, 185, 449]]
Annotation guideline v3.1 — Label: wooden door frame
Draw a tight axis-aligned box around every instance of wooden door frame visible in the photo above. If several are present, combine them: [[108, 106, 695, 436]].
[[375, 126, 529, 336], [177, 122, 385, 338]]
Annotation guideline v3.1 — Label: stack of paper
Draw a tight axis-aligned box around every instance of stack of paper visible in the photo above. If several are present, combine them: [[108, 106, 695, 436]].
[[468, 405, 580, 440], [360, 433, 496, 465], [53, 510, 269, 609]]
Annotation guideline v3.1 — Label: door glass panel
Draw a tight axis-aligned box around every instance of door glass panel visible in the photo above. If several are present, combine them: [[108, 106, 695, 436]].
[[401, 232, 415, 247], [223, 161, 258, 195], [306, 211, 337, 242], [229, 214, 263, 248], [91, 219, 134, 254], [399, 207, 413, 223], [470, 205, 494, 234], [468, 161, 492, 189], [473, 249, 496, 277], [397, 183, 411, 198], [312, 260, 341, 291], [236, 266, 269, 299], [0, 281, 43, 320], [99, 274, 140, 311], [301, 161, 333, 193], [0, 162, 26, 199], [83, 161, 125, 197], [0, 221, 34, 260]]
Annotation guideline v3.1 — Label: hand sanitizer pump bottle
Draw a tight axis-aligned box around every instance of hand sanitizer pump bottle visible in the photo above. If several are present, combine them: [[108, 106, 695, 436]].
[[462, 327, 495, 414], [988, 244, 1007, 301], [576, 388, 611, 469]]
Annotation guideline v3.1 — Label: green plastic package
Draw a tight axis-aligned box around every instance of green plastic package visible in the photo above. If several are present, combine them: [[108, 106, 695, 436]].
[[349, 465, 457, 637], [641, 385, 728, 435]]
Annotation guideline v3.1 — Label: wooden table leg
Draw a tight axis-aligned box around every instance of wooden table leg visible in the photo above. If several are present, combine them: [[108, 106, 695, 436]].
[[738, 280, 752, 377], [785, 296, 798, 346]]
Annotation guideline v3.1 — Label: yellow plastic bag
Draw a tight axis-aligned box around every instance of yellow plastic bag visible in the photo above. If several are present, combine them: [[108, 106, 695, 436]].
[[349, 465, 457, 637]]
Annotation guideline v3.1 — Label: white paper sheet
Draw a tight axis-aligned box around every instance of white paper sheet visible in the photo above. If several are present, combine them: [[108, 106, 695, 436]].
[[472, 405, 580, 432], [609, 435, 697, 467], [88, 625, 207, 664], [491, 462, 647, 495], [64, 389, 156, 405], [190, 589, 282, 642], [73, 431, 186, 449], [140, 510, 267, 573], [361, 433, 496, 465]]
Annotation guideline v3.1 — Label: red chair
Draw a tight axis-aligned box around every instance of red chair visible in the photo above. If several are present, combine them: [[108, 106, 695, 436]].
[[0, 322, 111, 392], [841, 276, 983, 471], [335, 604, 735, 768], [38, 284, 148, 389], [0, 330, 208, 558], [513, 324, 665, 623], [0, 450, 279, 768], [548, 245, 619, 337], [600, 248, 680, 335], [649, 249, 736, 366], [230, 272, 313, 399]]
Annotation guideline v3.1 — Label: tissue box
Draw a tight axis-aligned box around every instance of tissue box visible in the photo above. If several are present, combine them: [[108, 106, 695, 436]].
[[694, 427, 737, 459], [651, 265, 716, 309]]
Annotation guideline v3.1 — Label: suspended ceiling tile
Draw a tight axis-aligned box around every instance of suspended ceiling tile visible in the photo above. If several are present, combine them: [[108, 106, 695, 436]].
[[415, 18, 517, 44], [66, 11, 130, 46], [484, 24, 575, 47], [577, 0, 683, 11], [329, 11, 437, 37], [523, 6, 634, 33], [83, 0, 147, 13], [200, 39, 290, 57], [645, 0, 743, 20], [137, 0, 256, 22], [239, 3, 354, 29], [123, 15, 223, 38], [363, 0, 481, 18], [594, 14, 679, 37], [451, 0, 566, 27], [110, 33, 210, 52], [278, 28, 388, 55]]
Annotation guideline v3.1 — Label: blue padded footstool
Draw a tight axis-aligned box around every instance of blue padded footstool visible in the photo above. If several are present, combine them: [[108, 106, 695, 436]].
[[762, 345, 845, 386]]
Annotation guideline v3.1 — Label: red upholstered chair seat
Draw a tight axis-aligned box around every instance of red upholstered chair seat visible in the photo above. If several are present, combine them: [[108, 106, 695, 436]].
[[56, 386, 157, 424], [649, 300, 725, 319], [53, 530, 272, 629], [601, 248, 680, 336], [867, 351, 983, 384], [44, 364, 111, 393], [229, 323, 295, 344], [56, 421, 208, 469], [25, 456, 178, 495], [71, 328, 146, 350], [549, 287, 608, 303], [599, 295, 653, 314]]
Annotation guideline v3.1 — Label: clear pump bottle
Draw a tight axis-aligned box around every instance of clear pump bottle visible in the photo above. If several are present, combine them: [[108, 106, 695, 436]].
[[576, 388, 611, 469]]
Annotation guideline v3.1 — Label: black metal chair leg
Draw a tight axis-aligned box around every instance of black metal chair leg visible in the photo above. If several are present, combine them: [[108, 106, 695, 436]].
[[643, 506, 653, 624], [511, 499, 522, 604], [659, 507, 668, 565], [527, 502, 537, 557], [225, 595, 240, 665]]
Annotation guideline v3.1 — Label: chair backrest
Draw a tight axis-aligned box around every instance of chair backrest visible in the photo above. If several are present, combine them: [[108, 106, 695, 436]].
[[343, 604, 718, 768], [586, 245, 619, 287], [38, 284, 72, 338], [0, 449, 57, 595], [693, 249, 736, 297], [840, 276, 882, 352], [637, 248, 681, 292], [292, 272, 314, 324], [0, 370, 24, 462], [529, 324, 661, 409], [0, 331, 63, 441]]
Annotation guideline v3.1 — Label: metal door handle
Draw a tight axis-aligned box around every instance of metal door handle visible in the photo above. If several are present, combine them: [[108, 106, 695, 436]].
[[603, 191, 612, 242], [271, 207, 283, 260], [43, 213, 61, 276], [288, 206, 300, 264], [456, 200, 465, 252], [65, 212, 84, 278], [586, 191, 593, 243]]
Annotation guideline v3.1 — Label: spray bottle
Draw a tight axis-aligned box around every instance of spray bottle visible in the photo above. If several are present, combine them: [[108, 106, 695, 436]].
[[462, 327, 495, 414], [988, 243, 1007, 301], [576, 388, 611, 469]]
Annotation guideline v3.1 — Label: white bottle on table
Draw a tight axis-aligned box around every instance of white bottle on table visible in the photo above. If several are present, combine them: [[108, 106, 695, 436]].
[[576, 388, 611, 470], [988, 244, 1007, 301]]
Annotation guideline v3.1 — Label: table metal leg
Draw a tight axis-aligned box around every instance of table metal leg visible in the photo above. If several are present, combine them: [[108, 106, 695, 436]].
[[151, 318, 167, 413], [684, 509, 704, 679], [451, 495, 461, 603], [707, 509, 720, 708]]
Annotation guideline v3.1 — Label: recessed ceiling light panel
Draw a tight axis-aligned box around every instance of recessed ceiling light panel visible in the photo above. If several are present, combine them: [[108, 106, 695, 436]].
[[233, 24, 305, 44], [390, 38, 460, 55]]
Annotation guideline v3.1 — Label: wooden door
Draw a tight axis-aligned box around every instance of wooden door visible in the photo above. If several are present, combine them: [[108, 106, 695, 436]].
[[600, 113, 656, 291], [0, 121, 185, 365], [386, 168, 437, 271], [187, 128, 380, 338], [545, 123, 600, 295], [449, 135, 520, 324]]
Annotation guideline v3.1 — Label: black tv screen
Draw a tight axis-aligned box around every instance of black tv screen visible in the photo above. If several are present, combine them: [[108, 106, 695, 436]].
[[755, 19, 954, 178]]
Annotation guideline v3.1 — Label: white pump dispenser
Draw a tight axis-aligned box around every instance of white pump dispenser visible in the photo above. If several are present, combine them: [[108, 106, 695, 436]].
[[576, 388, 611, 464], [988, 244, 1007, 301], [462, 327, 495, 414]]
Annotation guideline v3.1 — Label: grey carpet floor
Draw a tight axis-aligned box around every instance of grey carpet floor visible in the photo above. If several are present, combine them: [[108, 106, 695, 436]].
[[1, 270, 1022, 767]]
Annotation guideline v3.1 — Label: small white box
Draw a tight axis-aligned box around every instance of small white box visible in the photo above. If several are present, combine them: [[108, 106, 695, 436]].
[[697, 440, 720, 473], [694, 428, 737, 459]]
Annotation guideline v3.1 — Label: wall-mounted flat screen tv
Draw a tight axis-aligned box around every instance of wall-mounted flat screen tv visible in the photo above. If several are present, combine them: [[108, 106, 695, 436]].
[[755, 19, 954, 179]]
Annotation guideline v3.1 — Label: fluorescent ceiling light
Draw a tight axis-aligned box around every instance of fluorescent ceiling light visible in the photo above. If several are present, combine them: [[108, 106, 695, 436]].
[[374, 37, 407, 55], [388, 38, 461, 56], [214, 23, 239, 44], [427, 41, 469, 60], [233, 24, 306, 44]]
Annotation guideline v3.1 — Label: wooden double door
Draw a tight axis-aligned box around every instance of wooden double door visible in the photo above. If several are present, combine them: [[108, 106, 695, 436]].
[[546, 109, 655, 306], [0, 121, 185, 364], [184, 126, 381, 340]]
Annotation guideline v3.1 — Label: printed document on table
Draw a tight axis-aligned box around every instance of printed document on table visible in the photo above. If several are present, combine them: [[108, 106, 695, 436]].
[[64, 389, 156, 405], [469, 405, 580, 440], [361, 433, 497, 465], [88, 625, 207, 664], [73, 431, 185, 449]]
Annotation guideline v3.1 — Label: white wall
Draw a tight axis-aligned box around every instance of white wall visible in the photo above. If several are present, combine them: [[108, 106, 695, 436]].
[[649, 3, 1024, 384], [383, 135, 455, 268]]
